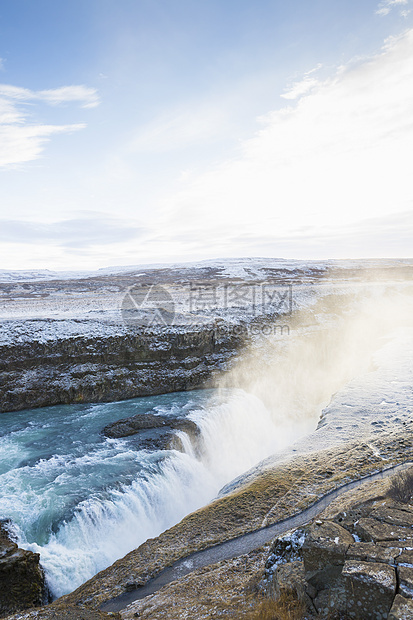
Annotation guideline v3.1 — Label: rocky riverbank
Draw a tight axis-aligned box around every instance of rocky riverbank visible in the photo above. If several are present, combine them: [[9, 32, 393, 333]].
[[0, 326, 244, 413], [0, 258, 301, 413], [2, 258, 411, 413], [0, 521, 48, 618]]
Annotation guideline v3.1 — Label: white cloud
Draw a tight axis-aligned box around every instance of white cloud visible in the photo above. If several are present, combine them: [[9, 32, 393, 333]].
[[151, 28, 413, 259], [0, 83, 100, 108], [0, 123, 85, 167], [0, 83, 99, 167], [0, 216, 144, 248], [281, 64, 323, 100], [376, 0, 409, 16], [281, 76, 320, 100], [37, 86, 100, 108]]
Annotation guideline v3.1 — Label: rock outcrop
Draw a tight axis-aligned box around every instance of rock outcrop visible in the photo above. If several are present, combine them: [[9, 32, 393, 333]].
[[0, 520, 47, 618], [102, 412, 201, 452], [265, 494, 413, 619]]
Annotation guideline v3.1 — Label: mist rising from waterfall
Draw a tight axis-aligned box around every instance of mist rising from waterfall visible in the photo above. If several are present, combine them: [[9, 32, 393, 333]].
[[1, 279, 412, 598]]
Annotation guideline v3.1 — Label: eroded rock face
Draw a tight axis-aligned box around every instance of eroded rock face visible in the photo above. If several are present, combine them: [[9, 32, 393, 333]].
[[0, 520, 47, 618], [370, 506, 413, 528], [397, 566, 413, 599], [0, 327, 243, 413], [302, 520, 353, 590], [355, 517, 413, 543], [272, 560, 316, 613]]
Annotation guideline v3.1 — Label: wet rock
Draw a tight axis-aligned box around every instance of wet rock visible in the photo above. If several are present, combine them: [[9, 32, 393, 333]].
[[355, 517, 413, 542], [388, 594, 413, 620], [397, 565, 413, 598], [0, 520, 47, 617], [346, 541, 397, 564], [342, 560, 396, 619], [103, 413, 169, 437], [102, 414, 200, 453], [125, 428, 182, 452]]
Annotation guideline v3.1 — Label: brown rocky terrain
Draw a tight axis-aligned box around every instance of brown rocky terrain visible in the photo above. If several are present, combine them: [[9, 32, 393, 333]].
[[0, 326, 243, 413], [262, 471, 413, 619], [115, 465, 413, 620]]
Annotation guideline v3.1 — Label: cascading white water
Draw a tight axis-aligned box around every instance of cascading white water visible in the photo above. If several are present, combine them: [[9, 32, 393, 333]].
[[1, 282, 412, 599], [24, 449, 217, 597], [0, 389, 288, 598]]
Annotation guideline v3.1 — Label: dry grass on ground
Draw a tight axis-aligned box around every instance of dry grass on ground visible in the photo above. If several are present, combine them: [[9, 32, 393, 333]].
[[245, 593, 307, 620]]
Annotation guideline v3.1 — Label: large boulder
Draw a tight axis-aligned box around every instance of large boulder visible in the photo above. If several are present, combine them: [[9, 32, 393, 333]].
[[0, 520, 47, 618], [302, 520, 353, 589], [370, 506, 413, 528], [271, 560, 316, 611], [342, 560, 396, 619]]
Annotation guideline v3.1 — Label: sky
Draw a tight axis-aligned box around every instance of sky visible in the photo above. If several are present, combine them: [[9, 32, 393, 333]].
[[0, 0, 412, 271]]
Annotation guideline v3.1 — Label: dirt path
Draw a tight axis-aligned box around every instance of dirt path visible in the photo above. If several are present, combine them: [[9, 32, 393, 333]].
[[101, 461, 411, 613]]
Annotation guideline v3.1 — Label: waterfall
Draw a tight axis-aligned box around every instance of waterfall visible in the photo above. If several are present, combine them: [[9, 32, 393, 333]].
[[1, 282, 411, 599]]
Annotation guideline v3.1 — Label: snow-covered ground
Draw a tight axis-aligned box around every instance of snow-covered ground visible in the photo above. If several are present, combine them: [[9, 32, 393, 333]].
[[0, 257, 412, 283], [1, 258, 411, 345]]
